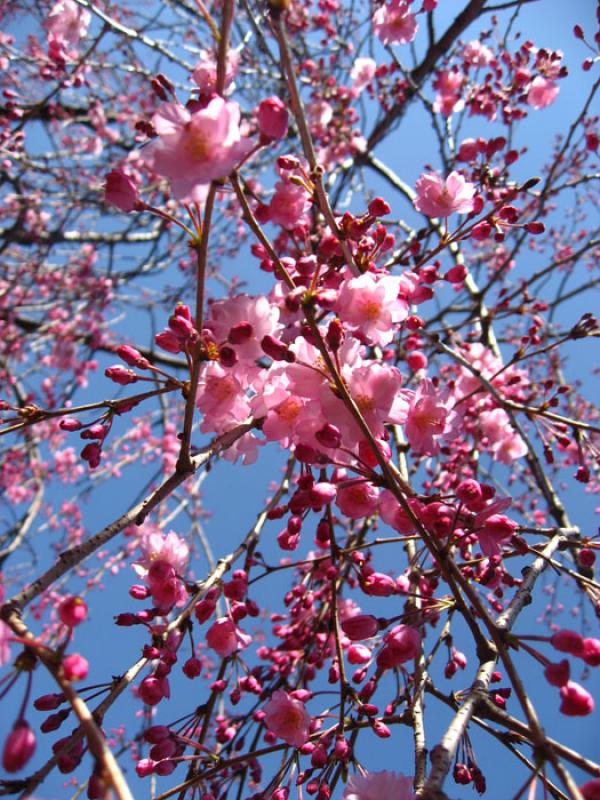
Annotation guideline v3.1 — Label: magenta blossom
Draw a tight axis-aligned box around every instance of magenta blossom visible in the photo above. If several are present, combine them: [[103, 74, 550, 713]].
[[206, 616, 251, 658], [263, 689, 311, 747], [414, 171, 476, 218]]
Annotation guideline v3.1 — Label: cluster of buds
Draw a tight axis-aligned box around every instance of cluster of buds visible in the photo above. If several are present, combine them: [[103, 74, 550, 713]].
[[155, 304, 200, 355]]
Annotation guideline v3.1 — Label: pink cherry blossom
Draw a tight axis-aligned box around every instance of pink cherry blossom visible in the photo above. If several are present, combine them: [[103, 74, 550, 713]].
[[527, 76, 559, 110], [462, 40, 493, 67], [336, 272, 408, 347], [263, 689, 311, 747], [268, 181, 312, 229], [350, 57, 377, 94], [373, 1, 418, 46], [479, 408, 527, 464], [343, 770, 414, 800], [206, 617, 251, 658], [141, 98, 251, 201], [432, 69, 465, 117], [45, 0, 90, 47], [133, 529, 189, 580], [336, 482, 379, 519], [191, 49, 239, 95], [414, 171, 476, 218], [405, 379, 458, 455], [377, 624, 421, 669]]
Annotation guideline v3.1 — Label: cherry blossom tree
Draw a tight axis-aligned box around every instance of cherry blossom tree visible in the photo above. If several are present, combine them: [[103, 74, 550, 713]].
[[0, 1, 599, 799]]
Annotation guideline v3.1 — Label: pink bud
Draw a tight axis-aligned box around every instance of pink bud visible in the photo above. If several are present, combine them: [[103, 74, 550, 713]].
[[2, 721, 36, 773], [582, 638, 600, 667], [155, 330, 182, 354], [81, 442, 102, 469], [367, 197, 391, 217], [341, 614, 379, 641], [445, 265, 467, 284], [144, 725, 171, 744], [559, 681, 594, 716], [334, 737, 351, 761], [257, 96, 289, 140], [117, 344, 150, 369], [228, 322, 254, 344], [524, 221, 545, 235], [261, 335, 295, 362], [315, 423, 342, 449], [136, 758, 156, 778], [58, 596, 88, 627], [104, 169, 140, 213], [105, 365, 138, 385], [372, 720, 391, 738], [544, 659, 570, 687], [362, 571, 396, 596], [456, 479, 484, 510], [551, 629, 585, 657], [578, 548, 596, 568], [62, 653, 88, 682], [309, 482, 337, 507], [183, 657, 202, 679], [407, 351, 428, 370], [580, 779, 600, 800], [59, 417, 82, 432], [376, 624, 421, 670], [347, 644, 372, 665], [138, 676, 168, 706], [33, 693, 64, 711]]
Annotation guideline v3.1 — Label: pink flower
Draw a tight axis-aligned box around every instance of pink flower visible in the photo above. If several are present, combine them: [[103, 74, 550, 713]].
[[263, 689, 311, 747], [414, 171, 475, 217], [191, 49, 239, 95], [377, 625, 421, 670], [336, 482, 379, 519], [343, 770, 414, 800], [141, 98, 251, 201], [206, 617, 251, 658], [268, 181, 312, 229], [462, 40, 493, 67], [527, 77, 559, 110], [350, 57, 376, 94], [45, 0, 90, 47], [336, 272, 407, 347], [2, 721, 36, 773], [476, 513, 516, 557], [134, 529, 189, 579], [257, 96, 289, 141], [559, 681, 594, 716], [479, 408, 527, 463], [405, 380, 457, 455], [432, 69, 464, 117], [372, 1, 418, 46]]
